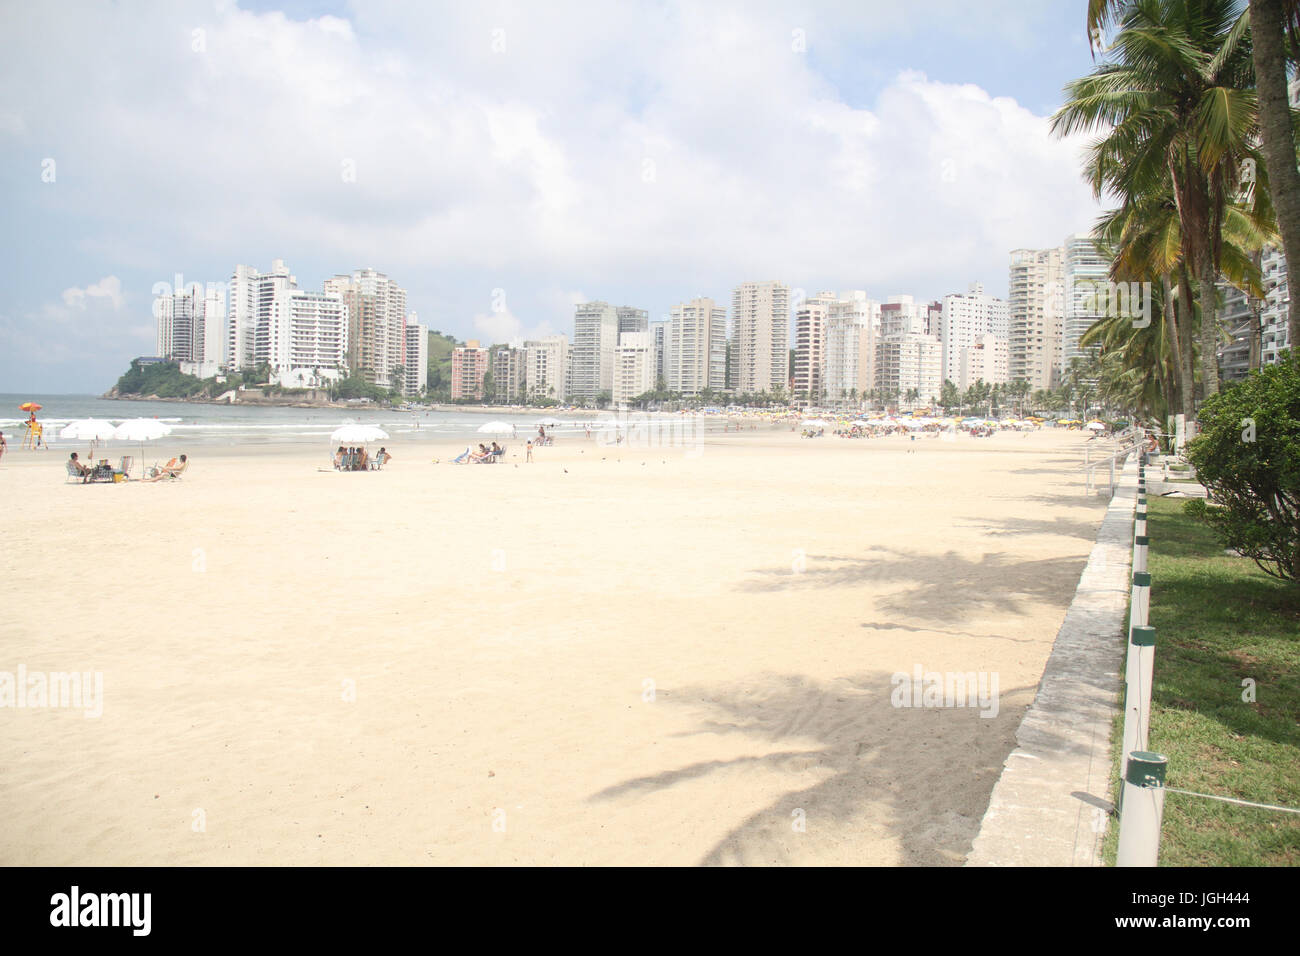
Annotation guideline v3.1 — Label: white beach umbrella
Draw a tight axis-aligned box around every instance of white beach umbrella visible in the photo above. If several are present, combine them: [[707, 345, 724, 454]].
[[1086, 421, 1107, 431], [61, 419, 118, 441], [113, 418, 173, 475], [477, 421, 513, 435], [61, 418, 118, 459], [330, 424, 389, 443]]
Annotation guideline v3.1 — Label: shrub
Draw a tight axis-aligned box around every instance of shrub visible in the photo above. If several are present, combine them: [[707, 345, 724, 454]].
[[1183, 353, 1300, 581]]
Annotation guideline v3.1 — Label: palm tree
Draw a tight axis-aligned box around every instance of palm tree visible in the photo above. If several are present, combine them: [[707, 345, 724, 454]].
[[1091, 0, 1300, 352], [1058, 0, 1266, 402]]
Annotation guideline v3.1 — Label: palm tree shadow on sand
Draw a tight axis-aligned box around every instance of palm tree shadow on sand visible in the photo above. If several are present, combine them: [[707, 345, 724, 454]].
[[590, 672, 1044, 866], [737, 546, 1088, 625]]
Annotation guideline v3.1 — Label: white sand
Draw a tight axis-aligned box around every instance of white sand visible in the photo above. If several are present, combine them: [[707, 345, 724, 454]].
[[0, 428, 1109, 865]]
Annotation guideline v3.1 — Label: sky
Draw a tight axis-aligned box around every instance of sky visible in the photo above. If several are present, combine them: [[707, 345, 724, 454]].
[[0, 0, 1106, 392]]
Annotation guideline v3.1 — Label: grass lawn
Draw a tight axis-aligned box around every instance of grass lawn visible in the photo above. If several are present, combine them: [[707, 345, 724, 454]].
[[1103, 495, 1300, 866]]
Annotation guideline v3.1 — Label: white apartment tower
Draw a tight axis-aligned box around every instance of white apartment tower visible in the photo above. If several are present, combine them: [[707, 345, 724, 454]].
[[524, 335, 569, 402], [403, 315, 428, 396], [877, 332, 942, 406], [667, 297, 727, 395], [732, 281, 790, 395], [940, 282, 1009, 385], [1008, 247, 1064, 390], [822, 291, 880, 405], [1062, 234, 1109, 369], [228, 260, 295, 371], [570, 302, 620, 400], [613, 332, 656, 404]]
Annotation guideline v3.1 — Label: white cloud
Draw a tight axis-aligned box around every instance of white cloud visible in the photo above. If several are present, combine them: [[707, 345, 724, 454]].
[[61, 276, 125, 311], [1, 0, 1101, 384]]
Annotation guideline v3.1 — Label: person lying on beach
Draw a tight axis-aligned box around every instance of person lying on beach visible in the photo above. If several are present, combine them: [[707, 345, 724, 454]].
[[144, 454, 187, 481]]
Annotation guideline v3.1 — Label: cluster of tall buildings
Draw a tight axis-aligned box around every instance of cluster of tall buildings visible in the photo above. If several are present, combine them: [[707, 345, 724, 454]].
[[155, 233, 1293, 407], [154, 259, 427, 396]]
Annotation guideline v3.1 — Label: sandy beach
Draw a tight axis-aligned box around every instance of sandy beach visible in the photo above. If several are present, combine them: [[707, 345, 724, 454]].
[[0, 427, 1109, 865]]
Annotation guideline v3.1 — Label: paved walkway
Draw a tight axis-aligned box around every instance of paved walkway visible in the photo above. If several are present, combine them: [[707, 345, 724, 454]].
[[966, 457, 1138, 866]]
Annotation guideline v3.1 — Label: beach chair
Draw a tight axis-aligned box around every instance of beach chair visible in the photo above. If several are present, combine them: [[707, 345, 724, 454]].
[[451, 447, 471, 464], [118, 456, 133, 479], [65, 460, 85, 484]]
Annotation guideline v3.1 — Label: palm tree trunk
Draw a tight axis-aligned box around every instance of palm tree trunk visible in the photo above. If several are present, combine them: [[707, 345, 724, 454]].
[[1177, 266, 1197, 416], [1161, 273, 1184, 412], [1249, 0, 1300, 354], [1199, 268, 1221, 400]]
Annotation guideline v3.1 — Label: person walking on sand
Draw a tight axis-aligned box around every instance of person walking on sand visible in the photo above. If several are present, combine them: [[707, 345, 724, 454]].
[[0, 431, 6, 463], [526, 440, 533, 462]]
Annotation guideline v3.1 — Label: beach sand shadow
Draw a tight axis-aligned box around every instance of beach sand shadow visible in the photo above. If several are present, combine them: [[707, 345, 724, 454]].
[[590, 672, 1041, 865], [736, 547, 1087, 625]]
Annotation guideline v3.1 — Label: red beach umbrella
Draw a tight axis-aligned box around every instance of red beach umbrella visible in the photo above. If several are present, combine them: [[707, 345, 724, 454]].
[[19, 402, 42, 412]]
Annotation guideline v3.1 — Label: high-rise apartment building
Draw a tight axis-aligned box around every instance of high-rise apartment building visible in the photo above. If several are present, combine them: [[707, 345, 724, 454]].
[[323, 268, 408, 389], [570, 302, 620, 401], [793, 292, 836, 401], [940, 282, 1008, 385], [732, 281, 790, 395], [402, 316, 428, 396], [1062, 233, 1109, 370], [155, 284, 224, 377], [667, 297, 727, 395], [877, 332, 942, 406], [491, 346, 526, 403], [1008, 247, 1064, 390], [613, 332, 656, 404], [228, 259, 295, 371], [524, 335, 569, 402], [451, 341, 490, 400], [648, 319, 670, 385], [822, 292, 880, 404]]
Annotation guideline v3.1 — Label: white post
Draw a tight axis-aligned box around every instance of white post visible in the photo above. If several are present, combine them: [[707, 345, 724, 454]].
[[1120, 625, 1156, 786], [1130, 570, 1151, 632], [1116, 751, 1167, 867]]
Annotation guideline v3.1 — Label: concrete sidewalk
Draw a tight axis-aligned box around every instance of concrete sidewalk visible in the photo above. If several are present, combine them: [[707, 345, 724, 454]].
[[966, 456, 1138, 866]]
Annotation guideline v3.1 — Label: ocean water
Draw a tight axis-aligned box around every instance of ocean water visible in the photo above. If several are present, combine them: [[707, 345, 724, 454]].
[[0, 394, 723, 447]]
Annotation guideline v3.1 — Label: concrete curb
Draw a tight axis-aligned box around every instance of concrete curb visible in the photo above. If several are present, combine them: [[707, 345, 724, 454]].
[[965, 455, 1138, 866]]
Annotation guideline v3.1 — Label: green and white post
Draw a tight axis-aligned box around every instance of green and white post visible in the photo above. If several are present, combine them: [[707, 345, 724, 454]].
[[1116, 751, 1167, 867], [1129, 570, 1151, 632], [1121, 625, 1156, 786]]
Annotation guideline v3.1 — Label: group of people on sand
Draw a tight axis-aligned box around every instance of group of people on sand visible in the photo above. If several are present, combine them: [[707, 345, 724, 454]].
[[67, 451, 188, 482], [334, 446, 390, 471], [452, 442, 505, 463]]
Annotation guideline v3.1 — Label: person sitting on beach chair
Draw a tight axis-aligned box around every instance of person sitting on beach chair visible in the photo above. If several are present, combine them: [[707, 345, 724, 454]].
[[67, 452, 93, 482], [371, 447, 391, 469], [144, 455, 187, 482], [470, 443, 492, 463], [489, 442, 504, 461], [356, 447, 370, 470], [334, 446, 348, 470]]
